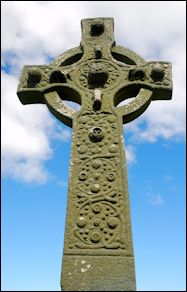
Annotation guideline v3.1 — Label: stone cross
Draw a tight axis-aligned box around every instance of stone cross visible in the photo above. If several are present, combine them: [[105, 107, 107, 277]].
[[17, 18, 172, 291]]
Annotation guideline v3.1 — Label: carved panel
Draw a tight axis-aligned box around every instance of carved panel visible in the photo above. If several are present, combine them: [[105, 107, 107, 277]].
[[76, 113, 119, 158], [67, 111, 128, 251], [74, 199, 125, 249]]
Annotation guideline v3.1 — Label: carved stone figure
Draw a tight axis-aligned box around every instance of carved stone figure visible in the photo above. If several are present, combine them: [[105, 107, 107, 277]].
[[17, 18, 172, 291]]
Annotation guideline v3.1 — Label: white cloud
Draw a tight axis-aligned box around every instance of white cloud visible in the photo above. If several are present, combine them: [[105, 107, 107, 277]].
[[2, 73, 51, 159], [146, 192, 164, 206], [51, 127, 71, 142], [2, 157, 50, 184], [125, 145, 137, 165], [57, 180, 68, 188], [1, 1, 186, 183], [1, 72, 71, 183], [164, 175, 173, 181]]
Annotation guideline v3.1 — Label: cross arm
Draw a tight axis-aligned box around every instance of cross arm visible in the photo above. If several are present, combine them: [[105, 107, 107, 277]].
[[17, 65, 81, 128], [17, 65, 50, 104], [120, 61, 172, 101], [17, 64, 70, 104], [115, 61, 172, 124]]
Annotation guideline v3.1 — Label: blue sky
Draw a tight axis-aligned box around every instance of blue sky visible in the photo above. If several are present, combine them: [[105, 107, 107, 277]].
[[2, 2, 186, 291]]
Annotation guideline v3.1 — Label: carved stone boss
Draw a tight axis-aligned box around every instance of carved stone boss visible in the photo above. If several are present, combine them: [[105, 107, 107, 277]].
[[17, 18, 172, 291]]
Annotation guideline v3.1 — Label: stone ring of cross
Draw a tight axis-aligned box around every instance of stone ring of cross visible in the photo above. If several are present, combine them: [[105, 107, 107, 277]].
[[17, 18, 172, 128]]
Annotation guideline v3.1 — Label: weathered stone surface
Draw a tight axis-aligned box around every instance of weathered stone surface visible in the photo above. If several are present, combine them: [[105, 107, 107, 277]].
[[61, 255, 136, 291], [17, 17, 172, 291]]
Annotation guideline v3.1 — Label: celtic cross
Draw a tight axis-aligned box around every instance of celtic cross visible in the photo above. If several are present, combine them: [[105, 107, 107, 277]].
[[17, 18, 172, 291]]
